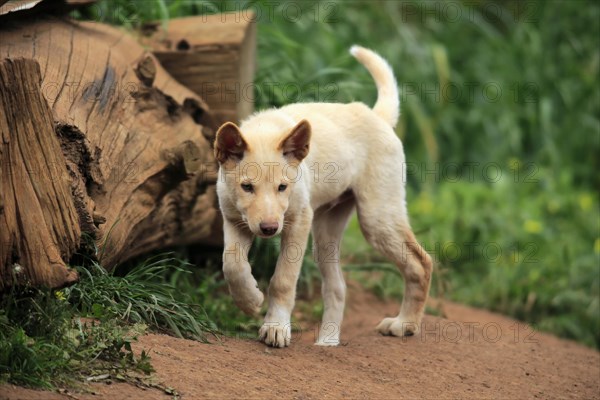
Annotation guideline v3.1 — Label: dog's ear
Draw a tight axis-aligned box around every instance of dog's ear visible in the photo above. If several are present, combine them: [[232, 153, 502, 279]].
[[279, 119, 311, 161], [214, 122, 247, 164]]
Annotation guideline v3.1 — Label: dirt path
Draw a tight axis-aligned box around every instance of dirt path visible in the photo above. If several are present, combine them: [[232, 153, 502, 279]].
[[2, 286, 599, 399]]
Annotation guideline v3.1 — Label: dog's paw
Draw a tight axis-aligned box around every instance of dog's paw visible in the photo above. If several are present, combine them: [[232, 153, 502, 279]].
[[232, 286, 264, 316], [259, 321, 291, 348], [226, 271, 264, 315], [376, 317, 420, 337]]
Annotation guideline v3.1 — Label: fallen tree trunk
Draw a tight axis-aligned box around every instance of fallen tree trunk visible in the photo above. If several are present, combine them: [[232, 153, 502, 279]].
[[141, 12, 257, 126], [0, 58, 80, 289], [0, 16, 224, 289]]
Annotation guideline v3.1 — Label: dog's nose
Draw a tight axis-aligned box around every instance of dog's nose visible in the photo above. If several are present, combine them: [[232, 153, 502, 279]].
[[259, 222, 279, 236]]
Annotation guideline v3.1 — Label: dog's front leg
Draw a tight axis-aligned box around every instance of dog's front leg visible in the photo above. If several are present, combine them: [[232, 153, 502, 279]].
[[259, 208, 313, 348], [222, 219, 264, 315]]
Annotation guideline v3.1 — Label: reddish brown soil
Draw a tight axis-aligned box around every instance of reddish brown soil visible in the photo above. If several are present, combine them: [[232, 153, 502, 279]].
[[2, 286, 599, 400]]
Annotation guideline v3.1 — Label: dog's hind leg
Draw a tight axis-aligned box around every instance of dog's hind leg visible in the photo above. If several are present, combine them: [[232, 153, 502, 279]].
[[312, 196, 356, 346], [355, 192, 432, 337]]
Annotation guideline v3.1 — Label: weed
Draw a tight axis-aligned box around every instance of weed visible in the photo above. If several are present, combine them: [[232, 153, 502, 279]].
[[0, 288, 151, 388], [65, 256, 217, 341], [0, 254, 219, 388]]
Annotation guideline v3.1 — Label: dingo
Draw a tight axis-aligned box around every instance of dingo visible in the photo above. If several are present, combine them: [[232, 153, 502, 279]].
[[214, 46, 432, 347]]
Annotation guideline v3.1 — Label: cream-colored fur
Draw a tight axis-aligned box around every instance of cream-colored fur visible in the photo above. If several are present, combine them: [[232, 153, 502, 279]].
[[214, 46, 432, 347]]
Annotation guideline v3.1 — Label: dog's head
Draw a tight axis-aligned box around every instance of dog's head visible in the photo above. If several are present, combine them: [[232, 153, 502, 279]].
[[214, 119, 311, 238]]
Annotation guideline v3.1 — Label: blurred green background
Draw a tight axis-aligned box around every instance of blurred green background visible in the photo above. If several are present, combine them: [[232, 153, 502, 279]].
[[81, 0, 599, 347]]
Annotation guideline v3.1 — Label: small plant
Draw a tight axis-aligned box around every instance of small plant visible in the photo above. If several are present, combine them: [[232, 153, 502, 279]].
[[65, 255, 217, 341], [0, 288, 151, 388], [0, 253, 224, 389]]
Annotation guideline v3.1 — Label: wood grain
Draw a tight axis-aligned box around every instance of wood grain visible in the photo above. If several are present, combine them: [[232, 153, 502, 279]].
[[0, 17, 223, 287], [142, 12, 257, 127]]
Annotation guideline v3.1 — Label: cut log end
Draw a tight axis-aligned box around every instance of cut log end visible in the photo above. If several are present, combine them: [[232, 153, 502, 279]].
[[143, 12, 257, 127]]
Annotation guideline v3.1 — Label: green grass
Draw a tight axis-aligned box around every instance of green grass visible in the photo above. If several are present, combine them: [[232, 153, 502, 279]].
[[72, 0, 599, 350], [342, 167, 599, 347], [0, 287, 152, 388], [0, 254, 226, 388], [66, 256, 217, 341], [410, 171, 598, 344]]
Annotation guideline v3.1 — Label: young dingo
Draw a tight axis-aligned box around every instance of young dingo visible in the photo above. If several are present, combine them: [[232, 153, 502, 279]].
[[214, 46, 432, 347]]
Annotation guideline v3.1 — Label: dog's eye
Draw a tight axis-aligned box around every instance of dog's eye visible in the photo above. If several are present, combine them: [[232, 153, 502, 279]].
[[241, 183, 254, 193], [278, 184, 288, 192]]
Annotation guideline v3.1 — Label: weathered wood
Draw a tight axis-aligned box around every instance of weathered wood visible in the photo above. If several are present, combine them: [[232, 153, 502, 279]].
[[0, 58, 79, 289], [0, 0, 96, 17], [0, 17, 223, 287], [0, 0, 45, 16], [142, 12, 257, 127]]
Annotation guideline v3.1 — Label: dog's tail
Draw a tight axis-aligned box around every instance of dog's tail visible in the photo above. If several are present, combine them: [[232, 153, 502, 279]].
[[350, 45, 399, 127]]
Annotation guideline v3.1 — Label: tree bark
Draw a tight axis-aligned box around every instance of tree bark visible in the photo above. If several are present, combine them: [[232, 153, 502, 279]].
[[0, 58, 79, 289], [0, 16, 224, 288]]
